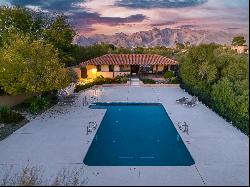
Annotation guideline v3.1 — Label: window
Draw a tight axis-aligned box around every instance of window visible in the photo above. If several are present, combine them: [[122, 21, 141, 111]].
[[109, 65, 114, 72], [120, 65, 130, 72], [97, 65, 101, 72]]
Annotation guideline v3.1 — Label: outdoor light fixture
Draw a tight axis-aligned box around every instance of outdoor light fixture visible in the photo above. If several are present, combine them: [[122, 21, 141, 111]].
[[92, 68, 97, 78]]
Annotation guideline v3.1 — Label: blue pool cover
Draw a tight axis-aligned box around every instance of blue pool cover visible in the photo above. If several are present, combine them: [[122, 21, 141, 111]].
[[84, 103, 195, 166]]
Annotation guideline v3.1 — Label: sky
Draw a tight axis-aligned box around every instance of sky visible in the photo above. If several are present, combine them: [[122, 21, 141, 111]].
[[1, 0, 249, 36]]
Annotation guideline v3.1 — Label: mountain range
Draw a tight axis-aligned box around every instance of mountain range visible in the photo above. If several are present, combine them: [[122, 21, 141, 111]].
[[74, 27, 249, 48]]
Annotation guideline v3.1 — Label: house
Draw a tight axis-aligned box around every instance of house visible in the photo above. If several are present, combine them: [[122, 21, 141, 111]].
[[230, 45, 249, 54], [80, 54, 179, 79]]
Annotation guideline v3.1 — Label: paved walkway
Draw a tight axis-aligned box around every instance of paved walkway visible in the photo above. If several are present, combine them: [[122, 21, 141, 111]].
[[0, 86, 249, 186], [130, 78, 140, 86]]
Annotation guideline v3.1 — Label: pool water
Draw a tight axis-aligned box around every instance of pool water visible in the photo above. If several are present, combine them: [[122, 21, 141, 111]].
[[84, 103, 195, 166]]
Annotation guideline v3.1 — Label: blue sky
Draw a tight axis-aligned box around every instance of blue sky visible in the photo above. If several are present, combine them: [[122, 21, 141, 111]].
[[1, 0, 249, 36]]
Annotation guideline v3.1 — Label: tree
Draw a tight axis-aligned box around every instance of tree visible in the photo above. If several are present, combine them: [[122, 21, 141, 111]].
[[211, 78, 249, 134], [179, 44, 219, 100], [44, 15, 76, 66], [68, 67, 79, 83], [0, 6, 45, 46], [134, 47, 144, 54], [175, 42, 185, 50], [184, 41, 191, 47], [112, 47, 131, 54], [232, 36, 246, 46], [0, 34, 70, 95], [180, 43, 249, 135]]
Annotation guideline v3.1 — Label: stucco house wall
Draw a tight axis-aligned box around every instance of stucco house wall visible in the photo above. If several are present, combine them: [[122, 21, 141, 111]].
[[101, 65, 109, 72], [72, 68, 81, 78], [231, 46, 249, 54], [153, 65, 165, 72], [96, 72, 114, 78], [114, 65, 120, 72], [0, 94, 33, 107], [86, 65, 96, 79]]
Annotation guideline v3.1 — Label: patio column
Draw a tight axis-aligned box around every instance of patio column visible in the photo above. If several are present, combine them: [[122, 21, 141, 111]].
[[168, 65, 171, 71]]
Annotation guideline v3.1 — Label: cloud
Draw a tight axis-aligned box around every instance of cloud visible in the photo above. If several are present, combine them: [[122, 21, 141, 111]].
[[4, 0, 249, 36], [72, 13, 147, 26], [151, 21, 177, 27], [8, 0, 147, 35], [115, 0, 208, 9], [70, 12, 147, 33], [10, 0, 84, 11]]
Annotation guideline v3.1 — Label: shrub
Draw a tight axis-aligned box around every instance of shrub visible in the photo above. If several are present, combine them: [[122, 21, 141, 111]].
[[75, 82, 95, 92], [68, 68, 79, 83], [179, 44, 249, 135], [1, 163, 87, 186], [211, 79, 249, 134], [0, 34, 70, 95], [23, 97, 50, 114], [142, 79, 156, 84], [0, 86, 7, 96], [0, 107, 25, 124], [170, 77, 180, 84], [41, 91, 59, 105], [164, 71, 174, 79], [115, 75, 128, 83], [75, 75, 128, 92]]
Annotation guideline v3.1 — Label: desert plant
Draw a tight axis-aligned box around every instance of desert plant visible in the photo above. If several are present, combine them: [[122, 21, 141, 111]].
[[0, 164, 87, 186], [52, 167, 87, 186]]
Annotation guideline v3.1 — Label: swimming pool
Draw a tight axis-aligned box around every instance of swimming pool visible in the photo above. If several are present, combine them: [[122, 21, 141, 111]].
[[84, 103, 195, 166]]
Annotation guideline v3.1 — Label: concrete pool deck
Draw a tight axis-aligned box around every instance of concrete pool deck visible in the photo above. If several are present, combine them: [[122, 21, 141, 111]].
[[0, 86, 249, 186]]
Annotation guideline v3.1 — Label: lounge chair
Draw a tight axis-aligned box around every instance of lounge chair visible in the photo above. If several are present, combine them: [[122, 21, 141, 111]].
[[184, 96, 198, 107], [176, 97, 188, 104]]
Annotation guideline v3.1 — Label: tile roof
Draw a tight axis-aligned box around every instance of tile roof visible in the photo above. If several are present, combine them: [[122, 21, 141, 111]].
[[80, 54, 179, 66]]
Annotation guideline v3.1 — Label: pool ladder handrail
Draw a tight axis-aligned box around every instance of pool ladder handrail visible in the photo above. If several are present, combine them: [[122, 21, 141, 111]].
[[86, 122, 97, 135], [177, 122, 189, 135], [83, 95, 89, 106]]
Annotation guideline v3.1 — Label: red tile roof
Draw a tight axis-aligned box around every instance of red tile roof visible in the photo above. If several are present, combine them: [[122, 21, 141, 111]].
[[80, 54, 179, 66]]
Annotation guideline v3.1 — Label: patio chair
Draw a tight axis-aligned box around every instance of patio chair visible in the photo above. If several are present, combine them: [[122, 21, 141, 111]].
[[184, 96, 198, 107], [176, 97, 188, 104]]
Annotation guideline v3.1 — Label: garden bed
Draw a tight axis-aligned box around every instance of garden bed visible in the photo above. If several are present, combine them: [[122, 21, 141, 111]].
[[0, 93, 61, 141], [75, 75, 129, 92], [0, 107, 28, 141], [0, 119, 29, 141]]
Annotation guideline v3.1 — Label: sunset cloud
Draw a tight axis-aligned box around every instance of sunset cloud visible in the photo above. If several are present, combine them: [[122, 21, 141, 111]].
[[115, 0, 208, 9], [3, 0, 249, 36]]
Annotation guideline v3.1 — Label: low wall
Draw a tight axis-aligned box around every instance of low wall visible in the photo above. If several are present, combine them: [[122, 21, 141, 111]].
[[96, 72, 114, 78], [0, 94, 32, 107], [141, 84, 180, 87]]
